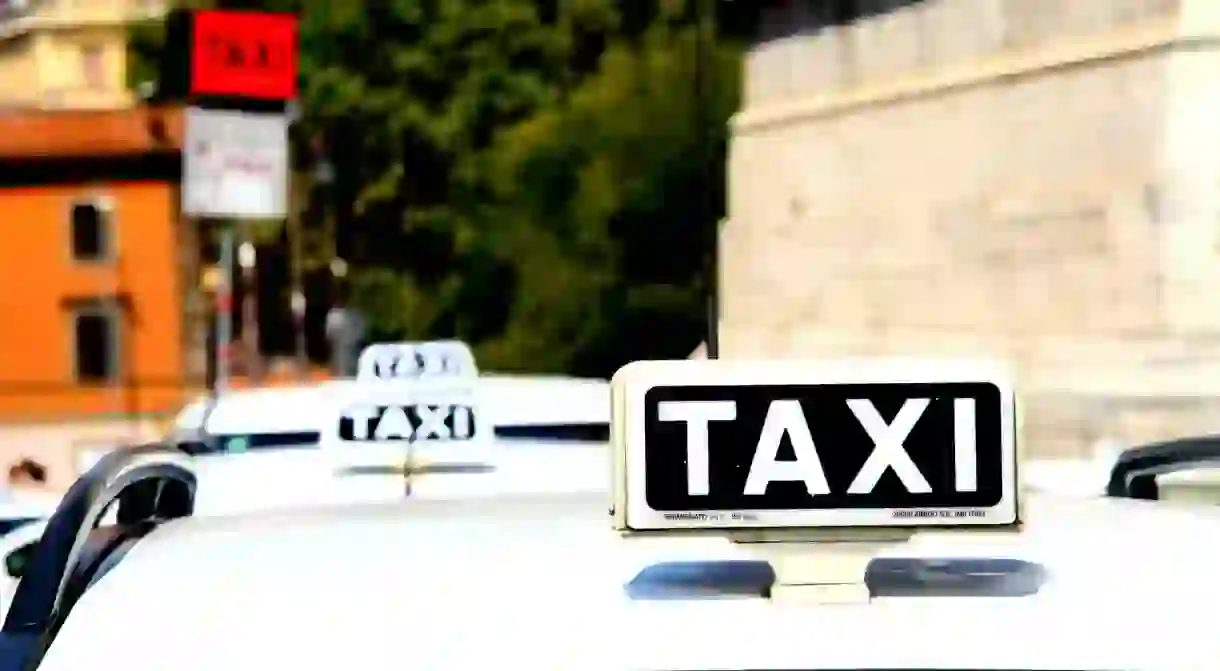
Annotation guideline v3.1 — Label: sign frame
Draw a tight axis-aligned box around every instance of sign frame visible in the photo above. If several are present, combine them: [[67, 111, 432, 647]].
[[611, 358, 1019, 533]]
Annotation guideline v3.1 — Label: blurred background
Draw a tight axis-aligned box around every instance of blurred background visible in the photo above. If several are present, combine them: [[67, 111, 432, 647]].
[[0, 0, 1217, 487]]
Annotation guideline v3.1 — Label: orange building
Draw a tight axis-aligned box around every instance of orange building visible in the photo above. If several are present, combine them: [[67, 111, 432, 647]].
[[0, 105, 201, 421]]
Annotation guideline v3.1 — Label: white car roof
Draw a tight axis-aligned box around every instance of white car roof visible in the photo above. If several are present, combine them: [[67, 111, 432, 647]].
[[187, 440, 609, 515], [477, 373, 610, 426], [177, 375, 609, 435], [176, 381, 363, 435], [39, 489, 1220, 670]]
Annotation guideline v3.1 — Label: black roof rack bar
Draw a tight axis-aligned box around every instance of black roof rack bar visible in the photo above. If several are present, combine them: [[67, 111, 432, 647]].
[[1106, 434, 1220, 500], [1, 442, 196, 641]]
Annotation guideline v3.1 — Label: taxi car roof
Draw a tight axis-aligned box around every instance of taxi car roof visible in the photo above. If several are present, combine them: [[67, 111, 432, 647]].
[[38, 489, 1220, 671], [182, 374, 609, 435], [187, 439, 610, 514]]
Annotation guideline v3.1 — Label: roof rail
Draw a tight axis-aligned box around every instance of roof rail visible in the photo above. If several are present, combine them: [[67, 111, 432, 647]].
[[0, 442, 196, 666], [1105, 434, 1220, 500]]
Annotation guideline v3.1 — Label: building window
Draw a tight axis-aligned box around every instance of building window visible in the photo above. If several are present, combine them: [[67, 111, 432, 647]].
[[69, 198, 112, 262], [81, 44, 104, 90], [71, 302, 121, 384]]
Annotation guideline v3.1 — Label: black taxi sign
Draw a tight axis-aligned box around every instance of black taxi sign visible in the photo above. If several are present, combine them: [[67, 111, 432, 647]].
[[338, 403, 478, 443], [611, 359, 1018, 531]]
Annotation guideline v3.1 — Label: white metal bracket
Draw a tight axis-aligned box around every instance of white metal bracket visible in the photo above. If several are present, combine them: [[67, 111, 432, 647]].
[[728, 527, 917, 604]]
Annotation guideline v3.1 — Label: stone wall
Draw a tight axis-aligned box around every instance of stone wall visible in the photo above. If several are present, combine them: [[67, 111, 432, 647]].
[[745, 0, 1179, 106], [725, 0, 1220, 456]]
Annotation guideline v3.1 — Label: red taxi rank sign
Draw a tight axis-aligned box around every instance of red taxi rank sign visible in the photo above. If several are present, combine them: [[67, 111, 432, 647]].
[[189, 10, 298, 101]]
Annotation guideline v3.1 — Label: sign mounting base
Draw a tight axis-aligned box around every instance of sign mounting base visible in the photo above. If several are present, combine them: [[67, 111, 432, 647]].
[[728, 527, 915, 604]]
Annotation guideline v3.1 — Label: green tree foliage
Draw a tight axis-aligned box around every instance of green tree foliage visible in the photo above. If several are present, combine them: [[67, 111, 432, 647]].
[[130, 0, 757, 377], [481, 23, 741, 375]]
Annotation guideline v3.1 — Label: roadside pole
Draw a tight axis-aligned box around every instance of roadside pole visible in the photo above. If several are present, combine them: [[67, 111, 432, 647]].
[[166, 8, 299, 394], [289, 170, 308, 378], [238, 223, 260, 381], [183, 107, 291, 395], [694, 0, 719, 359], [215, 226, 235, 393]]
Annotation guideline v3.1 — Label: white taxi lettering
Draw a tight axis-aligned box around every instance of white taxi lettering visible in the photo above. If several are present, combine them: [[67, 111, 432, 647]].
[[845, 398, 931, 494], [743, 399, 830, 496]]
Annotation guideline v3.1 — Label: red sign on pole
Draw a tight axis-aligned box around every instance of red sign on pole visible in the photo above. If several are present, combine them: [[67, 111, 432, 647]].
[[190, 10, 298, 101]]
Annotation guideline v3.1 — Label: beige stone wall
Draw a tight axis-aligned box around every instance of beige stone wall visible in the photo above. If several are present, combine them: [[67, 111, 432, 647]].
[[725, 0, 1220, 456], [744, 0, 1180, 107]]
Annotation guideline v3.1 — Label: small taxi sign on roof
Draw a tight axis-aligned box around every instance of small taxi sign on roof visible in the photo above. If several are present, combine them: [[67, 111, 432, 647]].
[[338, 340, 487, 449], [356, 340, 478, 382], [611, 359, 1018, 533]]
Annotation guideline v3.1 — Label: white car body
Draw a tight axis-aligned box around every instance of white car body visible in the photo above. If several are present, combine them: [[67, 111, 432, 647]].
[[1024, 452, 1220, 503], [31, 487, 1220, 671], [1022, 459, 1113, 498], [0, 520, 45, 619], [156, 375, 612, 514], [34, 372, 1214, 668], [169, 374, 610, 438]]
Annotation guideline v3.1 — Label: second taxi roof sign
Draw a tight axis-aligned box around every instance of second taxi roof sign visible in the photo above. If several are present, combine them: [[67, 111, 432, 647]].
[[611, 358, 1018, 532]]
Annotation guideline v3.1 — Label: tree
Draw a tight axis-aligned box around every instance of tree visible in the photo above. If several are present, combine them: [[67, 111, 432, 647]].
[[295, 0, 632, 348], [479, 21, 742, 375]]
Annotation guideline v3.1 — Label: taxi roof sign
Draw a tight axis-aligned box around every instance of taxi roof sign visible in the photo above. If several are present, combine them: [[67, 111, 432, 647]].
[[336, 341, 490, 455], [356, 340, 478, 382], [611, 358, 1018, 533]]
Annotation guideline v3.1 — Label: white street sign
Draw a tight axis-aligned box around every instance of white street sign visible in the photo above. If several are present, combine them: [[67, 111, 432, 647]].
[[183, 107, 288, 219]]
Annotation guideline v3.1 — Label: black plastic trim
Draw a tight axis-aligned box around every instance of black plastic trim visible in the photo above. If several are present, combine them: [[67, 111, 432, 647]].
[[624, 558, 1047, 601], [1105, 434, 1220, 500], [0, 442, 196, 670], [187, 431, 321, 454], [492, 423, 610, 443]]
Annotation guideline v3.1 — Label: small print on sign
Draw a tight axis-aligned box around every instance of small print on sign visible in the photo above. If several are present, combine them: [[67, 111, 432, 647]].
[[616, 360, 1018, 531]]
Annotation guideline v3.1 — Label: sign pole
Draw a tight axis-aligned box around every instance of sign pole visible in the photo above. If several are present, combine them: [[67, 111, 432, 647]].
[[695, 0, 719, 360], [238, 220, 261, 381], [215, 225, 235, 393], [288, 155, 308, 379], [171, 9, 299, 391]]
